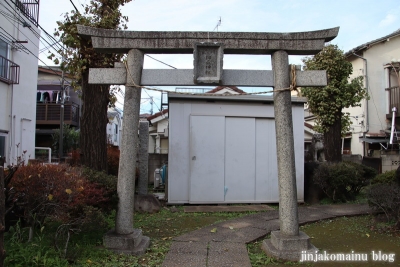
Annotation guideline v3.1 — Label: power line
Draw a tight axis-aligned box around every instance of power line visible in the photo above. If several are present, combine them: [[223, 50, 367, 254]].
[[2, 0, 64, 54], [145, 55, 177, 69], [143, 89, 161, 112], [39, 40, 61, 54], [0, 13, 41, 50]]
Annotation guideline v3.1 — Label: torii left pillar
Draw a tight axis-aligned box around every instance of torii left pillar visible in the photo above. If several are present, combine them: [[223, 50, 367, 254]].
[[103, 49, 150, 255]]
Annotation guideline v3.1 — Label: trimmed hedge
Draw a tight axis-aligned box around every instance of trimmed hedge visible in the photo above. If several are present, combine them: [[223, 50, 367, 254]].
[[312, 161, 377, 202], [367, 169, 400, 225]]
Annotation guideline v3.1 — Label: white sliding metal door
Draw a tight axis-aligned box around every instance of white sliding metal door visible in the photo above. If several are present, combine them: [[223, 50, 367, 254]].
[[189, 116, 277, 203], [224, 117, 256, 202], [189, 115, 225, 203], [255, 118, 278, 201]]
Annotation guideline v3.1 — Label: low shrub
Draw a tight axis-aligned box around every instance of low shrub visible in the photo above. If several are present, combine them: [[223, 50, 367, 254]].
[[68, 149, 82, 166], [82, 167, 118, 211], [371, 169, 396, 184], [367, 183, 400, 223], [367, 169, 400, 226], [8, 164, 110, 228], [312, 161, 377, 202]]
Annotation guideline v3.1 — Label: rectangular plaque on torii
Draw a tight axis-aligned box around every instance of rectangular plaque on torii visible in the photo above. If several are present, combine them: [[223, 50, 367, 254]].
[[193, 43, 223, 84]]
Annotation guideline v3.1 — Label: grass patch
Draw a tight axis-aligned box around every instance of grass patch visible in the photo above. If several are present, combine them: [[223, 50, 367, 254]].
[[247, 215, 400, 266], [4, 206, 259, 266]]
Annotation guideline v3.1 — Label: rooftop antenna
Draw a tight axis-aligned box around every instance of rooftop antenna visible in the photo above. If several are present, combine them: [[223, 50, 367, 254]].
[[208, 17, 222, 42], [214, 17, 222, 32]]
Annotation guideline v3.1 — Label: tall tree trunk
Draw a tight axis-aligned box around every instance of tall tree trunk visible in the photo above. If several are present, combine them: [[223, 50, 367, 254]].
[[324, 116, 342, 162], [80, 71, 109, 171], [0, 163, 5, 267]]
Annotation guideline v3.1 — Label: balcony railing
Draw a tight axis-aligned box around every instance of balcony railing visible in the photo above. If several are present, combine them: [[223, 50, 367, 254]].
[[386, 86, 400, 117], [36, 102, 80, 126], [15, 0, 39, 27], [0, 55, 20, 84]]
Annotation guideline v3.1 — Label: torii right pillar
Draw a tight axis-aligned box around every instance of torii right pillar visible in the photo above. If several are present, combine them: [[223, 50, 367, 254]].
[[262, 50, 317, 261]]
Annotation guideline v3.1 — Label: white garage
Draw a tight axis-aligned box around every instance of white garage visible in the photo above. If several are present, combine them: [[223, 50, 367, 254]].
[[167, 93, 306, 204]]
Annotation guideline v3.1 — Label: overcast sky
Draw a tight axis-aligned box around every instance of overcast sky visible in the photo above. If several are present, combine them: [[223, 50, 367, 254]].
[[37, 0, 400, 114]]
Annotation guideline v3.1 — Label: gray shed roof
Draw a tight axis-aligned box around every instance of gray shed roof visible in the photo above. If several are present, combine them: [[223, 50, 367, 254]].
[[168, 92, 307, 105]]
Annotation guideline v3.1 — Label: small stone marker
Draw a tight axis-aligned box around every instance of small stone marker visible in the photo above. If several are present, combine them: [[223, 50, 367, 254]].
[[138, 121, 149, 195]]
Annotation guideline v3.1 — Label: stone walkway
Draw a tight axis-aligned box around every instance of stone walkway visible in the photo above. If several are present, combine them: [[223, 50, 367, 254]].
[[161, 204, 373, 267]]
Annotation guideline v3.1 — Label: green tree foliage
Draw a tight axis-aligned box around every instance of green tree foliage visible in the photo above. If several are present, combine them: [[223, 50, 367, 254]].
[[49, 0, 131, 171], [302, 44, 368, 162], [52, 124, 79, 155]]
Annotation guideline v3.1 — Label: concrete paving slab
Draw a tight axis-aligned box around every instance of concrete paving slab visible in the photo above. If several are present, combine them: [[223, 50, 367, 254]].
[[174, 225, 227, 242], [174, 223, 267, 244], [208, 241, 251, 267], [183, 205, 274, 213], [309, 204, 373, 217], [241, 210, 280, 222], [218, 216, 267, 231], [298, 206, 335, 225], [218, 226, 267, 243], [162, 241, 208, 267], [164, 204, 373, 266], [264, 219, 281, 233]]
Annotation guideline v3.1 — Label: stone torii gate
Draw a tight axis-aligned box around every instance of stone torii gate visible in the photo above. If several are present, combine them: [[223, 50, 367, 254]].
[[77, 25, 338, 260]]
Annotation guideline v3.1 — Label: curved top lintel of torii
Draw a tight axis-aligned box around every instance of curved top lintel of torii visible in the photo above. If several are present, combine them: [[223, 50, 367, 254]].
[[76, 25, 339, 56]]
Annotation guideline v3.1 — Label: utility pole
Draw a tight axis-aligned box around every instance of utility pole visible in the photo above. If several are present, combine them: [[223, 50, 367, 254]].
[[150, 96, 153, 115], [59, 50, 65, 162]]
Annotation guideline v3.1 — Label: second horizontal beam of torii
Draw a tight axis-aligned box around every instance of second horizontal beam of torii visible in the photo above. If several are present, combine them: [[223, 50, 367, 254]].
[[89, 66, 327, 87]]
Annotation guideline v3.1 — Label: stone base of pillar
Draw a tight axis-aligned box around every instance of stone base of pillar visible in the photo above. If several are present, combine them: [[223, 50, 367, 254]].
[[103, 229, 150, 256], [262, 231, 317, 262]]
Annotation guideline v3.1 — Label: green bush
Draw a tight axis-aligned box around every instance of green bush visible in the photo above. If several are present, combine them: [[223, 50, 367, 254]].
[[82, 167, 118, 211], [367, 182, 400, 224], [367, 169, 400, 225], [312, 161, 377, 202], [52, 124, 80, 155], [371, 169, 396, 184]]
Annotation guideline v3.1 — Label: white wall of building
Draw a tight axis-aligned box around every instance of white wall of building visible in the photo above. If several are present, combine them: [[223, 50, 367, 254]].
[[106, 108, 122, 147], [0, 4, 39, 165], [148, 113, 169, 154], [346, 36, 400, 157]]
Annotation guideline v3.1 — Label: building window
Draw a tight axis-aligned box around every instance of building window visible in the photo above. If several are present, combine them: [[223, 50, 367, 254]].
[[0, 39, 7, 58], [114, 124, 118, 142], [0, 39, 8, 80], [0, 133, 6, 162], [0, 38, 19, 84]]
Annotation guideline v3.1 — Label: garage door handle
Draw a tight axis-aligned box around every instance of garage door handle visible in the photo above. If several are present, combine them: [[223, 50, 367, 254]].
[[192, 156, 196, 160]]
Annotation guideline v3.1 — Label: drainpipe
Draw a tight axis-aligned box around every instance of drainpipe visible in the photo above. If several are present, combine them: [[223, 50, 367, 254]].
[[20, 118, 32, 163], [8, 86, 14, 165], [352, 53, 369, 156]]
